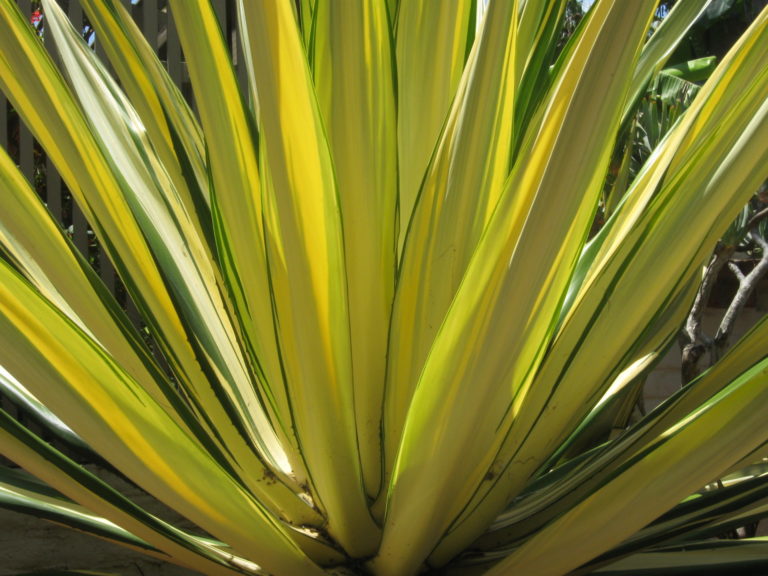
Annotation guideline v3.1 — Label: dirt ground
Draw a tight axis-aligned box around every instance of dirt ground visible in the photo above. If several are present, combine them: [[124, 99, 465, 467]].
[[0, 506, 199, 575]]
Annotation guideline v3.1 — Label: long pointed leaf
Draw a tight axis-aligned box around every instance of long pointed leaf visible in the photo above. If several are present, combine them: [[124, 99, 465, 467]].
[[375, 3, 657, 574], [384, 0, 518, 495], [592, 539, 768, 576], [484, 358, 768, 576], [453, 10, 768, 551], [395, 0, 475, 253], [0, 260, 324, 576], [312, 0, 397, 500], [236, 0, 379, 556]]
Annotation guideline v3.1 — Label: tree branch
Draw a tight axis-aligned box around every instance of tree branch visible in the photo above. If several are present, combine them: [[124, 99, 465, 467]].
[[745, 205, 768, 230], [679, 243, 735, 384], [714, 231, 768, 356]]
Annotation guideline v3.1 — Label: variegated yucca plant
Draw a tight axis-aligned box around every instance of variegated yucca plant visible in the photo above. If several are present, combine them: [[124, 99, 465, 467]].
[[1, 0, 768, 574]]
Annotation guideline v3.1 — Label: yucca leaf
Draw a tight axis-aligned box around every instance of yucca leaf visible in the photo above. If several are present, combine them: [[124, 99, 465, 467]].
[[543, 275, 699, 465], [48, 0, 327, 506], [2, 0, 768, 574], [237, 0, 379, 556], [77, 0, 213, 247], [602, 123, 635, 219], [0, 126, 201, 451], [0, 367, 90, 456], [483, 357, 768, 576], [592, 538, 768, 575], [160, 0, 300, 476], [394, 0, 475, 253], [376, 3, 658, 573], [562, 5, 768, 400], [386, 0, 400, 31], [496, 457, 768, 571], [1, 133, 308, 522], [311, 0, 397, 501], [0, 260, 324, 576], [384, 0, 518, 494], [583, 464, 768, 570], [0, 0, 178, 341], [514, 0, 566, 83], [2, 0, 305, 504], [0, 466, 153, 552], [512, 0, 568, 140], [672, 495, 768, 545], [458, 9, 768, 544], [0, 409, 271, 576], [296, 0, 315, 48], [626, 0, 712, 119], [476, 315, 768, 554]]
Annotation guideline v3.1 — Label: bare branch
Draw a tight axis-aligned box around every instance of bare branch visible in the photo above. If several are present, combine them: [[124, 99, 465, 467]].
[[728, 260, 746, 282], [746, 205, 768, 230], [679, 243, 735, 384], [714, 231, 768, 354]]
